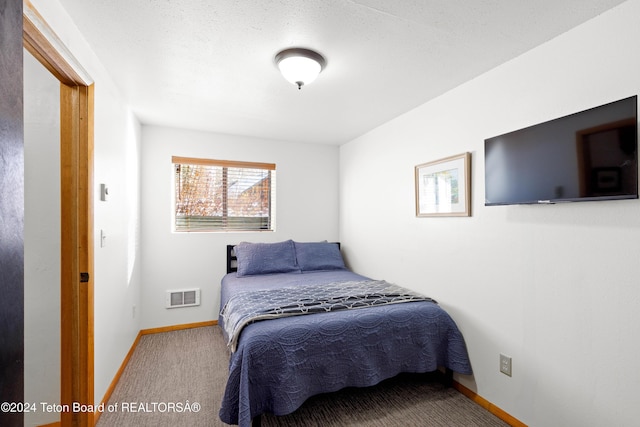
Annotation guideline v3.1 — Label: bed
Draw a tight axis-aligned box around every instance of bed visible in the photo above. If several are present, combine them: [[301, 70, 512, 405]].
[[218, 240, 472, 426]]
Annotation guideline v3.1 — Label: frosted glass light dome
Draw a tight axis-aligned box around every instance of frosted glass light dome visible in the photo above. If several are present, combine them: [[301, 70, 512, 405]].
[[275, 48, 326, 90]]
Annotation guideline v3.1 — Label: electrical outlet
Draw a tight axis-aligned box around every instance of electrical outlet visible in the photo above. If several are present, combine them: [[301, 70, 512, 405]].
[[132, 304, 136, 319], [500, 354, 512, 377]]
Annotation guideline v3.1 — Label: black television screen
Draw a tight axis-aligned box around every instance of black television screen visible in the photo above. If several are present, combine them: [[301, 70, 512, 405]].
[[485, 96, 638, 206]]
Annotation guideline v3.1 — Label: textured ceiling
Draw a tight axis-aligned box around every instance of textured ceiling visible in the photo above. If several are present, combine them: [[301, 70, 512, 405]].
[[57, 0, 627, 145]]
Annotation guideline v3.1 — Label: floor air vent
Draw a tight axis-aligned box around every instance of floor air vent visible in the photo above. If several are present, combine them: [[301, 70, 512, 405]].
[[166, 288, 201, 308]]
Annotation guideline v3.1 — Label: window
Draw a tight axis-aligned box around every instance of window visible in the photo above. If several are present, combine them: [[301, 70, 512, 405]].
[[172, 156, 276, 232]]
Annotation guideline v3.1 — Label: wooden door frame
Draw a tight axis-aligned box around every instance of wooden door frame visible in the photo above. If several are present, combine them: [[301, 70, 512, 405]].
[[23, 2, 95, 426]]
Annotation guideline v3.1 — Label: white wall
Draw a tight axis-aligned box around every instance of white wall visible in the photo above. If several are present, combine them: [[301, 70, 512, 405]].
[[140, 126, 340, 329], [24, 48, 61, 427], [340, 1, 640, 426], [29, 0, 142, 407], [92, 87, 142, 408]]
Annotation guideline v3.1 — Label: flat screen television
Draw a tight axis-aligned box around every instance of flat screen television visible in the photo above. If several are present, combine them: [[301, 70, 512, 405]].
[[484, 96, 638, 206]]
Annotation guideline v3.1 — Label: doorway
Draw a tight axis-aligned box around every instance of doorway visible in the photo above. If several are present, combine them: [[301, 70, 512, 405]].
[[24, 47, 62, 427], [23, 3, 95, 426]]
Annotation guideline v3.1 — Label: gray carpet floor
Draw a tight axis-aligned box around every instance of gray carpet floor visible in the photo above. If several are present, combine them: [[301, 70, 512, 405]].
[[96, 326, 509, 427]]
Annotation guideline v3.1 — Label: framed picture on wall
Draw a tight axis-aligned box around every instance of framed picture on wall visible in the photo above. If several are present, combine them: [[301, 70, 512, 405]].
[[415, 152, 471, 217]]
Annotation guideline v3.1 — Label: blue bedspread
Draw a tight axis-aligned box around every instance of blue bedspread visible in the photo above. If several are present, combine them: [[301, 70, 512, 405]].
[[218, 271, 472, 426], [220, 279, 436, 352]]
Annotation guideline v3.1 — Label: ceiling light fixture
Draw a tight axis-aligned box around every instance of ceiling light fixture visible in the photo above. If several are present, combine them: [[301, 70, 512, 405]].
[[275, 48, 326, 90]]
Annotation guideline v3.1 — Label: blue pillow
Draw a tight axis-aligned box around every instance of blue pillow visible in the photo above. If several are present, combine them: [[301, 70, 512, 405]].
[[235, 240, 300, 277], [294, 241, 346, 272]]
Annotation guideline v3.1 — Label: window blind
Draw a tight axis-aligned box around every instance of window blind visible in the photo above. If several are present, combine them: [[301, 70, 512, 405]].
[[172, 156, 276, 232]]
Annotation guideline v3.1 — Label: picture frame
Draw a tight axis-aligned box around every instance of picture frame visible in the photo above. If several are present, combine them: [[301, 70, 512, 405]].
[[415, 152, 471, 217], [592, 167, 621, 192]]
